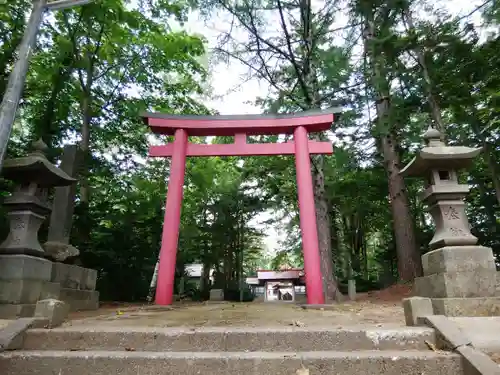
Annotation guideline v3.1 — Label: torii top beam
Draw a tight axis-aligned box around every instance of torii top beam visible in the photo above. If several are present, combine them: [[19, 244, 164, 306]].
[[142, 108, 341, 137]]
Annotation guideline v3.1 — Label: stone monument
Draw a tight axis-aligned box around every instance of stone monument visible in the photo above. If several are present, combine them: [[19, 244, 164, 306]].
[[400, 127, 500, 321], [0, 140, 99, 318], [44, 144, 82, 262]]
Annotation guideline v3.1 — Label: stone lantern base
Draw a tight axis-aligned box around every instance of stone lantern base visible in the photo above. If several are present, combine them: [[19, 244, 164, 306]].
[[0, 254, 100, 319], [404, 245, 500, 323]]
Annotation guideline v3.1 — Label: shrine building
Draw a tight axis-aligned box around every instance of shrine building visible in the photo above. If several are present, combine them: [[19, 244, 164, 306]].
[[246, 268, 306, 302]]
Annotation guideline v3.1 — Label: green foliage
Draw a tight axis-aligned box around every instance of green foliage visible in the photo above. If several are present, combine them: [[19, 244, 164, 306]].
[[1, 0, 499, 303]]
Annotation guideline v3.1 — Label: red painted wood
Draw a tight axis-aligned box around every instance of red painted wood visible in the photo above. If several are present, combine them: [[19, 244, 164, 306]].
[[234, 133, 247, 145], [144, 113, 335, 136], [149, 141, 333, 157], [155, 129, 188, 306], [294, 125, 325, 305]]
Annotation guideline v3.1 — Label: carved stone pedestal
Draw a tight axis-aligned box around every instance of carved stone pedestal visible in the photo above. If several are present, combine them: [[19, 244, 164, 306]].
[[411, 246, 500, 317]]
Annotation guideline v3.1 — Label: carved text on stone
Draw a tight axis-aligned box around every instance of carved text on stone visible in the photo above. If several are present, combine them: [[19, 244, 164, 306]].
[[449, 227, 465, 236], [444, 206, 460, 220]]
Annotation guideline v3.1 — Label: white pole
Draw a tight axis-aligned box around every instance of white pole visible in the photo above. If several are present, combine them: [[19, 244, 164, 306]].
[[147, 256, 160, 302], [0, 0, 92, 170]]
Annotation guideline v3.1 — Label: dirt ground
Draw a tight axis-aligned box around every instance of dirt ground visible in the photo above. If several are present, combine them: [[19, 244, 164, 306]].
[[65, 301, 406, 328], [66, 285, 411, 328]]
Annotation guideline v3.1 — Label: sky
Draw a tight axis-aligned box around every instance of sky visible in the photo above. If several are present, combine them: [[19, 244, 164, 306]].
[[175, 0, 487, 255]]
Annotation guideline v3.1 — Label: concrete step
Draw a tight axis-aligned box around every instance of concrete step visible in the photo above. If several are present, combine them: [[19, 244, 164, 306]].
[[22, 326, 436, 352], [0, 350, 462, 375]]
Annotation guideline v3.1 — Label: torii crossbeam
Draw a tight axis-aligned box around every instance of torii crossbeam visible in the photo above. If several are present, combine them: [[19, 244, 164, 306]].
[[143, 108, 341, 305]]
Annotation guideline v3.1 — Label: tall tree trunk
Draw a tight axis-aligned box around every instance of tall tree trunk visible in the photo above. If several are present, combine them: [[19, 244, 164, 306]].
[[34, 57, 74, 152], [312, 155, 342, 301], [482, 144, 500, 205], [401, 6, 446, 133], [468, 114, 500, 206], [200, 209, 211, 298], [475, 177, 498, 228], [402, 5, 500, 206], [79, 89, 92, 204], [298, 0, 342, 301], [379, 132, 422, 280], [362, 235, 368, 280], [364, 16, 422, 281]]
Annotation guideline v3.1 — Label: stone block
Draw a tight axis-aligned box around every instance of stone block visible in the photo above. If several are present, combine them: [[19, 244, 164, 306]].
[[81, 268, 97, 291], [0, 350, 465, 375], [348, 279, 356, 301], [21, 326, 437, 352], [51, 263, 83, 289], [456, 345, 500, 375], [431, 297, 500, 317], [66, 265, 83, 289], [67, 297, 99, 311], [422, 246, 496, 276], [402, 297, 434, 326], [59, 288, 99, 311], [209, 289, 224, 301], [34, 299, 69, 328], [414, 269, 498, 298], [0, 317, 49, 351], [0, 318, 39, 351], [0, 255, 52, 281], [43, 242, 79, 263], [0, 304, 36, 319], [0, 279, 42, 304], [39, 282, 61, 300], [416, 315, 471, 350]]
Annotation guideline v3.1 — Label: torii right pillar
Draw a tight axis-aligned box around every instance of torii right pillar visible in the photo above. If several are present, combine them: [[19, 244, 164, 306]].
[[400, 127, 500, 324]]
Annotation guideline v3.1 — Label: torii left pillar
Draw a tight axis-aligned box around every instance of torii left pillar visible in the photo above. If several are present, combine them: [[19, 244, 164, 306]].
[[144, 110, 340, 305], [155, 129, 188, 305]]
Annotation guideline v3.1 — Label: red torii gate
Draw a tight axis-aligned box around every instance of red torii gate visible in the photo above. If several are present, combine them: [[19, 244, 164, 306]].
[[143, 109, 340, 305]]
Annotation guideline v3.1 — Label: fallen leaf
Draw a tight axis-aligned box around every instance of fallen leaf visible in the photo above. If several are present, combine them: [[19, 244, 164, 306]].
[[424, 340, 437, 351]]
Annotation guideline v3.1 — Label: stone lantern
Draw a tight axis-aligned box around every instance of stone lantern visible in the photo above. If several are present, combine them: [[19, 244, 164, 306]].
[[400, 127, 500, 321], [0, 139, 75, 256], [0, 139, 76, 318], [400, 127, 481, 250]]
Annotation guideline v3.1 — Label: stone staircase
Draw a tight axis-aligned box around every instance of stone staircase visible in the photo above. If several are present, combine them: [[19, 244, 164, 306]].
[[0, 325, 463, 375]]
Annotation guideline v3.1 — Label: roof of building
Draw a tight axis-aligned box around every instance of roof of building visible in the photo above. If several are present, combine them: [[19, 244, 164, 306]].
[[184, 264, 214, 278]]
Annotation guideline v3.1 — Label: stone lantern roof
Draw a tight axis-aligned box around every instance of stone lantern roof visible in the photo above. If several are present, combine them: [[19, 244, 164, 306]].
[[1, 139, 76, 187], [399, 127, 481, 178]]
